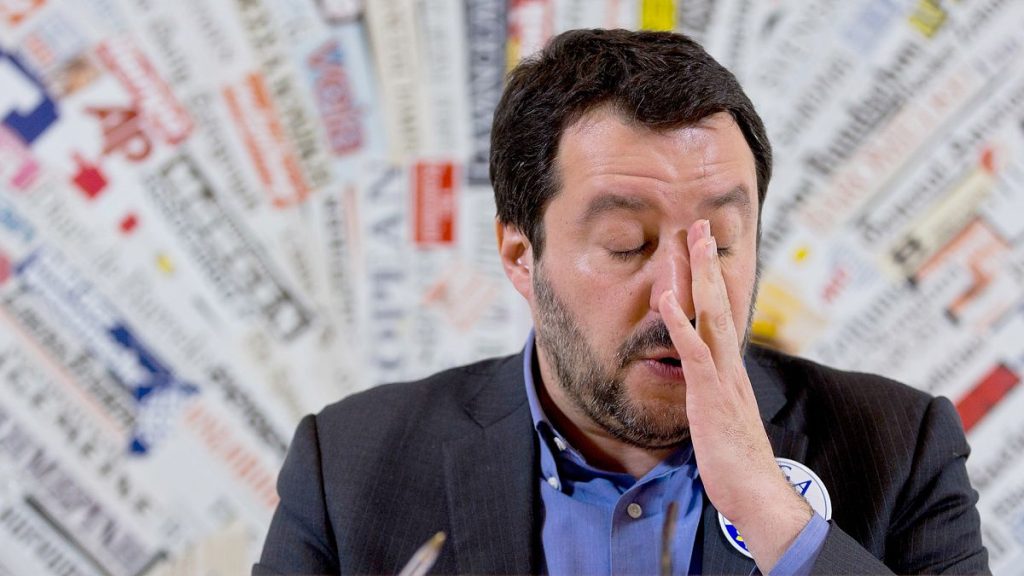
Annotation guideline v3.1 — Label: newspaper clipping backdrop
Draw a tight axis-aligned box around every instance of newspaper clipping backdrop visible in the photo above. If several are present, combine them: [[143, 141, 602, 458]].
[[1, 0, 1023, 573]]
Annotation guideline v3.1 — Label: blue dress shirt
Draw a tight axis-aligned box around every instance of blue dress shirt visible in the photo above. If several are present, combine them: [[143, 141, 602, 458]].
[[522, 331, 828, 575]]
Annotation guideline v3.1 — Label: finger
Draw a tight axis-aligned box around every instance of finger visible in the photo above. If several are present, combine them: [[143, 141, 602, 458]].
[[658, 290, 719, 387], [688, 219, 741, 368]]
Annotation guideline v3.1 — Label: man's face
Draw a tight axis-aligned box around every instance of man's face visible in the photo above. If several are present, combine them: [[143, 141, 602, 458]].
[[529, 108, 761, 450]]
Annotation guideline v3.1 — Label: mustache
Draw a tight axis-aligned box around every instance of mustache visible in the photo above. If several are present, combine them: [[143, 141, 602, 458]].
[[615, 317, 696, 368]]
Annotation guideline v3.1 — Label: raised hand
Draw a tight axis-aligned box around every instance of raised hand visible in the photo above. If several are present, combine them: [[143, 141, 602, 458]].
[[658, 219, 812, 573]]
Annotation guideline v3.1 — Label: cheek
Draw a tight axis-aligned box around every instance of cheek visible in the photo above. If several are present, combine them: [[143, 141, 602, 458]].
[[721, 258, 758, 318], [574, 248, 632, 279], [548, 254, 647, 345], [544, 252, 617, 313], [570, 250, 646, 297]]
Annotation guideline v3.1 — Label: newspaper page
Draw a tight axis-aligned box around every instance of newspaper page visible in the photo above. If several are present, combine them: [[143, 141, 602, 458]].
[[1, 1, 1023, 573]]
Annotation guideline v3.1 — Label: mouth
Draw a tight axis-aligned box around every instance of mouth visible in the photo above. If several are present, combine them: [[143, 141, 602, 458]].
[[635, 350, 685, 381], [639, 357, 686, 381], [637, 348, 681, 367]]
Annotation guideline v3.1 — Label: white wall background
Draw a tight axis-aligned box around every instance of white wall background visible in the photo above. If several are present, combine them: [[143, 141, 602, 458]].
[[1, 0, 1023, 573]]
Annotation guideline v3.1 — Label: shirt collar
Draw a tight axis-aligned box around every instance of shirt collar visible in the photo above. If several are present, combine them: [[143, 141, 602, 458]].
[[522, 330, 553, 437]]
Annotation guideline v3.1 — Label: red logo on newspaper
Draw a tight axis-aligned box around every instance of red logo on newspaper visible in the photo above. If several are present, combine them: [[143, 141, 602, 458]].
[[414, 162, 457, 246], [71, 153, 108, 198], [508, 0, 553, 64], [308, 40, 363, 156], [95, 37, 193, 145], [119, 213, 139, 235], [86, 105, 153, 162], [957, 364, 1019, 433]]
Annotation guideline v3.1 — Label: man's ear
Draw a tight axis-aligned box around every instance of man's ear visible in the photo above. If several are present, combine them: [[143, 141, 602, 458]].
[[496, 221, 534, 300]]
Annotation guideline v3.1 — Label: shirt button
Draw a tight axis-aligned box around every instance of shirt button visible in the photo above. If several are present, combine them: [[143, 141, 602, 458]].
[[626, 503, 643, 519], [553, 436, 567, 452], [547, 476, 560, 491]]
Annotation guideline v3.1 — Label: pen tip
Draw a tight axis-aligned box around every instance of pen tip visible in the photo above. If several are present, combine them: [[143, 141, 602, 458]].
[[430, 531, 446, 548]]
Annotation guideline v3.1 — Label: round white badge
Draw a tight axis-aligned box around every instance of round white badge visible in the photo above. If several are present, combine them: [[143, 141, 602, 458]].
[[718, 457, 832, 559]]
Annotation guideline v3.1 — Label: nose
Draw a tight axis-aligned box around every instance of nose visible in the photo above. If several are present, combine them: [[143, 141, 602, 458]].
[[649, 230, 695, 320]]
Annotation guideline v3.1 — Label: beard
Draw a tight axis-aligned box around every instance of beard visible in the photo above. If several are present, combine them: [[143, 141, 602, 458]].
[[532, 262, 759, 451], [533, 264, 691, 449]]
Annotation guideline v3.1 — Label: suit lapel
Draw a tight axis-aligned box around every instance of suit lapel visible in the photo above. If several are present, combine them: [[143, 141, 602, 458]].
[[700, 347, 810, 574], [442, 353, 541, 575], [748, 346, 810, 462]]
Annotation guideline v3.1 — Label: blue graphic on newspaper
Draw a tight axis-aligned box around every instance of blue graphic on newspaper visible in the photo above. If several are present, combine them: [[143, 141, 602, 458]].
[[1, 48, 60, 145], [14, 248, 198, 455]]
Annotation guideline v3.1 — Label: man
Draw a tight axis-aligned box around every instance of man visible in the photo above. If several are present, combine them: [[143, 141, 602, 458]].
[[256, 29, 988, 575]]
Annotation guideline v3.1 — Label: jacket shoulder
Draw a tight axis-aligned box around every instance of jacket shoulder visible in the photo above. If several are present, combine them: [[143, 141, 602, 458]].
[[747, 345, 982, 568], [314, 353, 521, 448]]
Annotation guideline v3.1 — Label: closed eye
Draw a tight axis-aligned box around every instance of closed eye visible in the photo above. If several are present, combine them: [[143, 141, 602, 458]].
[[610, 243, 730, 260], [608, 242, 651, 260]]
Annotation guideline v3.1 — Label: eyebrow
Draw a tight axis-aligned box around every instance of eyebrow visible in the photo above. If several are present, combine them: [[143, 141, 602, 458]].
[[699, 187, 753, 217], [578, 194, 653, 226]]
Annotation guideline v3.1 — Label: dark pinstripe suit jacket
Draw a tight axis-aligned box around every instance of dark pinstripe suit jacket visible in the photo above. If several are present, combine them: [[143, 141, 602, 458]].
[[255, 345, 989, 575]]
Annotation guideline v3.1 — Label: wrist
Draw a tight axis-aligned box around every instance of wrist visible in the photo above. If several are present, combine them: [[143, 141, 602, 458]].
[[730, 480, 814, 573]]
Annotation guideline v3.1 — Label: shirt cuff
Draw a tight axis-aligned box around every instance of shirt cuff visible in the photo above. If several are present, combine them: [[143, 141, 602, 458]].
[[758, 513, 829, 576]]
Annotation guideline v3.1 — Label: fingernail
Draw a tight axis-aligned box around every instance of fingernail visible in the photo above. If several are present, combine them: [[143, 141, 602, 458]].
[[705, 237, 716, 259], [702, 219, 711, 238]]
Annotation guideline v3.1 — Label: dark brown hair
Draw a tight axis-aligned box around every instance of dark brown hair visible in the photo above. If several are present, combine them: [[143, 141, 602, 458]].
[[490, 28, 772, 257]]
